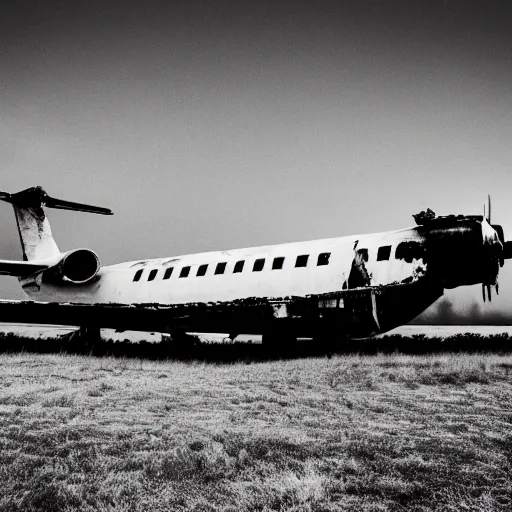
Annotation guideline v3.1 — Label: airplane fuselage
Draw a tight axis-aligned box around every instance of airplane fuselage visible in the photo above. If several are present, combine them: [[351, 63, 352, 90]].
[[25, 227, 424, 303], [1, 185, 506, 342], [19, 215, 499, 338]]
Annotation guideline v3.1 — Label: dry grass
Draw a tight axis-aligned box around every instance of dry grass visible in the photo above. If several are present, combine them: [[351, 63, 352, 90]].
[[1, 352, 512, 511]]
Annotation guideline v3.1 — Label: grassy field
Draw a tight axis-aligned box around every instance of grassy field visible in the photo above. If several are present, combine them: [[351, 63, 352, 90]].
[[1, 353, 512, 511]]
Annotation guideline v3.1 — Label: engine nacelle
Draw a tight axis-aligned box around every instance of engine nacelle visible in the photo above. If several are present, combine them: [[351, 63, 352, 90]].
[[54, 248, 100, 284]]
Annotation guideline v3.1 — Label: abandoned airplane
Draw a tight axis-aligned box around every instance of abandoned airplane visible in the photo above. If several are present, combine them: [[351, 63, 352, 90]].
[[0, 186, 510, 346]]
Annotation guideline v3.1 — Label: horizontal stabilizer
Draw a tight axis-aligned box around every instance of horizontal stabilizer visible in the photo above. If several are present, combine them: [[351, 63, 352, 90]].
[[43, 195, 113, 215], [0, 259, 49, 277], [0, 186, 113, 215]]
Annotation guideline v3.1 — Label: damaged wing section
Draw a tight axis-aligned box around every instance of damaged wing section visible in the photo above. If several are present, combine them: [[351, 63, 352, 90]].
[[0, 277, 443, 339]]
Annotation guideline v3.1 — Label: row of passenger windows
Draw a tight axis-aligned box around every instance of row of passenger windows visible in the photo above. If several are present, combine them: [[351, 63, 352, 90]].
[[375, 243, 420, 262], [133, 252, 331, 282], [355, 245, 393, 262], [132, 243, 403, 283]]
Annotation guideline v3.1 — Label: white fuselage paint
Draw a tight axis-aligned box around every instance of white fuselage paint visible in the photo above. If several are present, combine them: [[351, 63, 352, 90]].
[[23, 226, 426, 304]]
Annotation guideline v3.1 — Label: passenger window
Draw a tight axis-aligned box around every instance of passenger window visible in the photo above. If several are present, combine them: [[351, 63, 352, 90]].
[[133, 269, 143, 282], [395, 241, 424, 263], [197, 264, 208, 277], [163, 267, 173, 280], [179, 266, 191, 278], [148, 269, 158, 281], [253, 258, 265, 272], [317, 253, 330, 266], [377, 245, 392, 261], [272, 257, 285, 270], [295, 254, 309, 268], [233, 260, 244, 273], [215, 262, 227, 275]]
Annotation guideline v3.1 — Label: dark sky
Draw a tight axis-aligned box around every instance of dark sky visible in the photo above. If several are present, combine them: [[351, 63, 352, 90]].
[[1, 1, 512, 319]]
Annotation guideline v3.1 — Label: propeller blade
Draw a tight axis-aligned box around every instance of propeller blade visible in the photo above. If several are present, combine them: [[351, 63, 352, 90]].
[[482, 283, 486, 302], [487, 284, 492, 302], [488, 194, 491, 224], [496, 282, 499, 295]]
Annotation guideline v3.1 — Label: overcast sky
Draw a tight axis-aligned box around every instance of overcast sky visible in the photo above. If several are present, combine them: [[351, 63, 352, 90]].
[[1, 1, 511, 320]]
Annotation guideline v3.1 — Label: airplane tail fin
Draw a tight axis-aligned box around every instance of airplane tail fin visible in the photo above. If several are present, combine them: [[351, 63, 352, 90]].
[[0, 186, 112, 261]]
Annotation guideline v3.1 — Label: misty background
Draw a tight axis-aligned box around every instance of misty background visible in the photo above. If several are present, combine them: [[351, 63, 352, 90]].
[[1, 1, 511, 324]]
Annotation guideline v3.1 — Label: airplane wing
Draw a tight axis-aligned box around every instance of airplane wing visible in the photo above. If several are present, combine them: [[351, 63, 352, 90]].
[[0, 299, 284, 334], [0, 260, 49, 276], [0, 280, 441, 338]]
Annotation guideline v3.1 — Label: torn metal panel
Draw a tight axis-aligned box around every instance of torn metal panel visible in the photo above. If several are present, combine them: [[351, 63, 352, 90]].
[[346, 247, 371, 289], [395, 241, 425, 263], [413, 208, 436, 225], [371, 291, 380, 331]]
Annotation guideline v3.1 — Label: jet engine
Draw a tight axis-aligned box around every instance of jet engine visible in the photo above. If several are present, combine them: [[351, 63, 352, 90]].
[[52, 248, 101, 284]]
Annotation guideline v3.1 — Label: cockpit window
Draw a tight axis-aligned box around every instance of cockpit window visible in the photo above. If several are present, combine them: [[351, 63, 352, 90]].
[[163, 267, 173, 279], [148, 269, 158, 281], [133, 269, 143, 282]]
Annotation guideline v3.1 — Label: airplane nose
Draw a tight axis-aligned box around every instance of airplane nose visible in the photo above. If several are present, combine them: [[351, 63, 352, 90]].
[[481, 220, 504, 301], [492, 224, 512, 267], [492, 224, 512, 264]]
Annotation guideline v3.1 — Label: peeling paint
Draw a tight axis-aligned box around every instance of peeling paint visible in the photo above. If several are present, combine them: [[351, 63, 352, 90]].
[[14, 205, 60, 261], [162, 258, 181, 265], [129, 261, 151, 268]]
